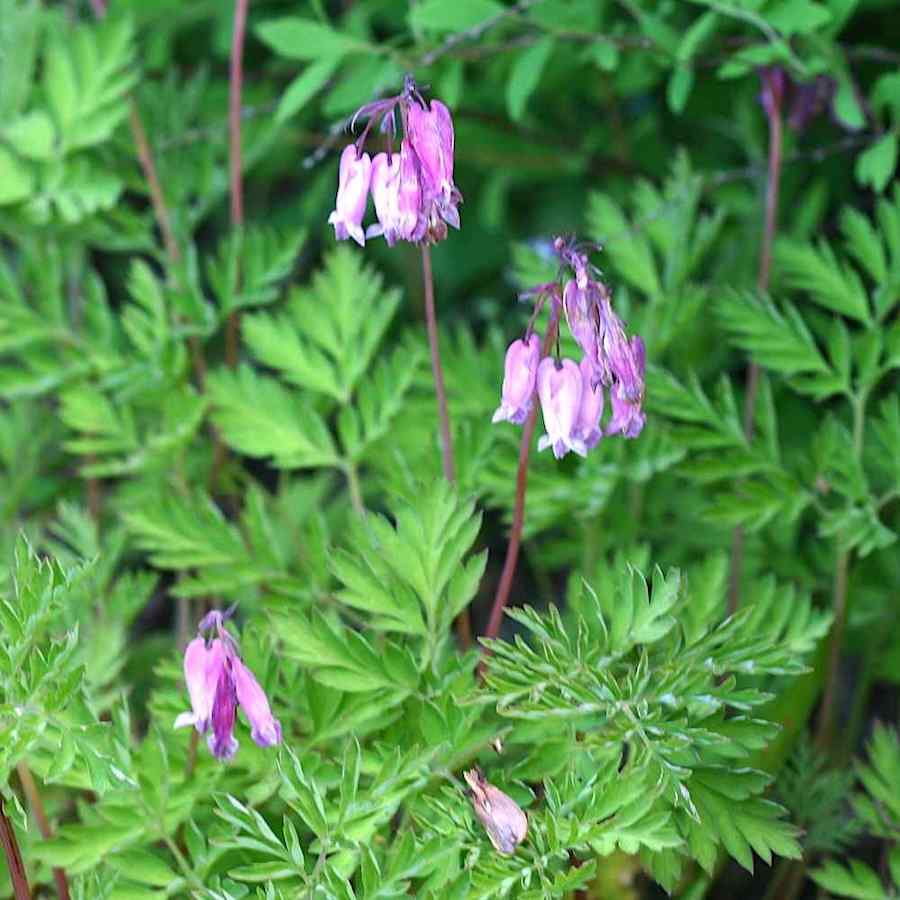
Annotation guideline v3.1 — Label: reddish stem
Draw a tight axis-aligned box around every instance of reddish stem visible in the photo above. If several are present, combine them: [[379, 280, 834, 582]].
[[421, 245, 455, 483], [728, 76, 783, 614], [15, 765, 68, 900], [420, 245, 469, 646], [482, 308, 561, 649], [128, 105, 181, 266], [0, 798, 31, 900], [226, 0, 249, 370]]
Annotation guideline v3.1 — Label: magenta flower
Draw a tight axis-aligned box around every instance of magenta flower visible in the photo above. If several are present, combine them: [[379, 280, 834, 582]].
[[537, 357, 586, 459], [493, 335, 541, 425], [406, 98, 461, 230], [573, 356, 604, 450], [397, 139, 427, 243], [174, 612, 281, 761], [328, 144, 372, 247]]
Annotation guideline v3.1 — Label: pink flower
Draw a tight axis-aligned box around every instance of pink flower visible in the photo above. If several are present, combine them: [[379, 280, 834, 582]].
[[492, 335, 541, 425], [366, 152, 402, 246], [232, 657, 282, 748], [397, 140, 427, 243], [174, 613, 282, 761], [536, 357, 585, 459], [174, 637, 227, 734], [563, 279, 599, 372], [606, 379, 646, 439], [327, 144, 372, 246], [407, 100, 459, 208], [573, 356, 604, 450]]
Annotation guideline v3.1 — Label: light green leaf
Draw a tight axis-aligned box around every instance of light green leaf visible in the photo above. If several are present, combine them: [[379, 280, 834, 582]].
[[409, 0, 504, 33], [506, 37, 554, 122], [855, 133, 898, 193]]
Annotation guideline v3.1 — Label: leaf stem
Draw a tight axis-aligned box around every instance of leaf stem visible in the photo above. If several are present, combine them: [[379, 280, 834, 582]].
[[344, 461, 366, 517], [0, 797, 31, 900], [15, 765, 68, 900], [420, 245, 470, 648], [728, 71, 784, 614], [482, 307, 561, 650]]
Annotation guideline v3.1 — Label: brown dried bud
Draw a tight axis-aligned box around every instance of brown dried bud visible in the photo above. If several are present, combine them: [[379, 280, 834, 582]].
[[464, 768, 528, 855]]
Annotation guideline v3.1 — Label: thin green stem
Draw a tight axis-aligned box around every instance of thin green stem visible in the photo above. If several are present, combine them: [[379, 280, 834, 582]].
[[818, 391, 867, 747], [161, 831, 205, 892], [729, 69, 784, 614], [343, 462, 365, 517]]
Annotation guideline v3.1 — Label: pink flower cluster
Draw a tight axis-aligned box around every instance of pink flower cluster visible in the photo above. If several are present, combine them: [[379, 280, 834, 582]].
[[328, 78, 462, 248], [493, 238, 645, 457], [174, 610, 281, 761]]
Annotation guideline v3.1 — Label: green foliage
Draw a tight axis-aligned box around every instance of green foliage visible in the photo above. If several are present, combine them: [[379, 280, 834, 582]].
[[812, 726, 900, 900]]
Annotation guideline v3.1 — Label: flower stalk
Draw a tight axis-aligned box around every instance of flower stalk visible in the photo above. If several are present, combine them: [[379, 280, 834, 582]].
[[729, 67, 784, 613], [0, 797, 30, 900], [16, 764, 68, 900]]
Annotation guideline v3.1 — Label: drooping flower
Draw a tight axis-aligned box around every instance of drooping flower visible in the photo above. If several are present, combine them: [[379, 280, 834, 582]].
[[606, 380, 646, 438], [406, 98, 461, 230], [492, 335, 541, 425], [174, 612, 282, 761], [173, 637, 220, 734], [366, 152, 402, 245], [537, 357, 585, 459], [397, 139, 427, 243], [464, 768, 528, 855], [573, 356, 604, 450], [208, 654, 239, 760], [563, 278, 599, 370], [328, 144, 372, 247], [330, 78, 462, 248], [232, 656, 282, 748]]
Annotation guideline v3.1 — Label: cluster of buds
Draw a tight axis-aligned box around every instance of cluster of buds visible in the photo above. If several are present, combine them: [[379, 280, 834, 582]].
[[493, 237, 645, 457], [328, 76, 462, 248], [174, 609, 282, 761]]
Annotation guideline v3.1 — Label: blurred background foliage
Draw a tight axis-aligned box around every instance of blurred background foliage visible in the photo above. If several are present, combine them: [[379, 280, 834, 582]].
[[0, 0, 899, 897]]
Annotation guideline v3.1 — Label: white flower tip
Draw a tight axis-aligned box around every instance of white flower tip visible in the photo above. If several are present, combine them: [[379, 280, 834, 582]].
[[537, 434, 551, 453], [491, 406, 507, 424]]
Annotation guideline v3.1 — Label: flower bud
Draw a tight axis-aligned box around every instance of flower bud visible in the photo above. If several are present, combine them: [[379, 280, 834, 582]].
[[464, 768, 528, 855], [492, 335, 541, 425], [537, 357, 586, 459], [327, 144, 372, 247]]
